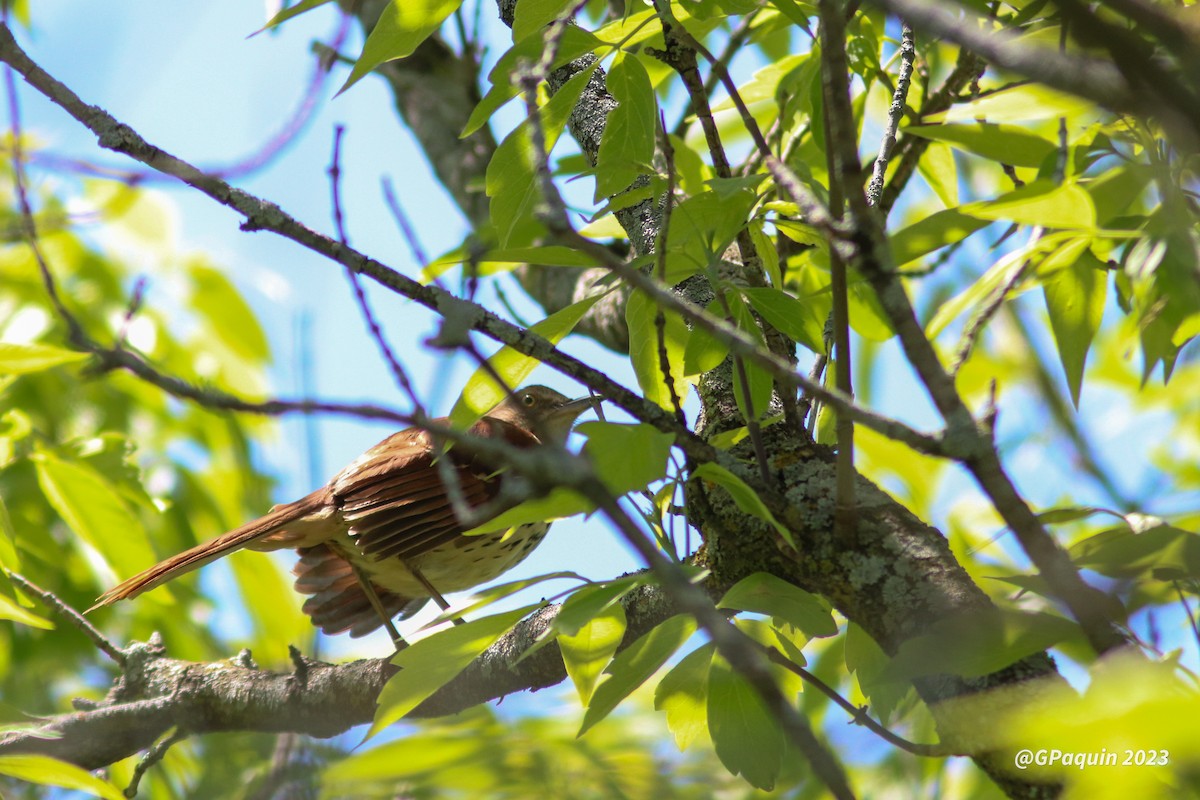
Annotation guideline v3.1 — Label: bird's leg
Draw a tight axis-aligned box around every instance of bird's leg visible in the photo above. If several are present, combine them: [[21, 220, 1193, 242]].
[[408, 564, 466, 627], [346, 561, 408, 650]]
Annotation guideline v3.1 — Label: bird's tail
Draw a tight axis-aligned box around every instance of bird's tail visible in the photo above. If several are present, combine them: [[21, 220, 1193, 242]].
[[88, 489, 329, 611]]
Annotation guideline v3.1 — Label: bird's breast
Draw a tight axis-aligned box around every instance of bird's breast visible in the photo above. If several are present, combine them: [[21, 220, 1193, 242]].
[[361, 522, 551, 598]]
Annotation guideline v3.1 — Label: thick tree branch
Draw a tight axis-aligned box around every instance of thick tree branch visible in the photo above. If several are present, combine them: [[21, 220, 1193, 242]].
[[0, 585, 678, 770]]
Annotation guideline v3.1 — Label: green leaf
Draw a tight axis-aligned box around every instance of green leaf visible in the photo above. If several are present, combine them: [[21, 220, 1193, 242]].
[[707, 655, 784, 791], [468, 246, 601, 268], [340, 0, 465, 94], [1042, 243, 1106, 406], [512, 0, 574, 41], [749, 221, 782, 288], [449, 292, 605, 429], [560, 602, 627, 705], [0, 342, 88, 375], [252, 0, 332, 35], [462, 26, 601, 138], [32, 451, 156, 578], [0, 492, 21, 571], [662, 190, 756, 284], [885, 609, 1084, 681], [579, 614, 697, 736], [485, 62, 597, 247], [726, 293, 773, 421], [324, 735, 489, 787], [461, 488, 589, 537], [371, 604, 540, 736], [442, 571, 585, 622], [0, 755, 125, 800], [594, 54, 657, 200], [889, 208, 988, 268], [741, 286, 827, 354], [1070, 520, 1200, 581], [682, 300, 730, 377], [717, 572, 836, 638], [465, 421, 672, 534], [0, 592, 52, 630], [1037, 506, 1116, 525], [552, 577, 642, 636], [917, 141, 958, 208], [925, 231, 1072, 339], [692, 463, 794, 547], [576, 421, 674, 498], [903, 122, 1057, 168], [932, 83, 1094, 124], [844, 622, 907, 724], [654, 642, 715, 750], [964, 180, 1097, 230], [188, 262, 270, 364], [626, 290, 690, 411]]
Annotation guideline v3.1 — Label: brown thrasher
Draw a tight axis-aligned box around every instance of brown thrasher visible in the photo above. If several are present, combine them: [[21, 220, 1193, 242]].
[[90, 386, 597, 643]]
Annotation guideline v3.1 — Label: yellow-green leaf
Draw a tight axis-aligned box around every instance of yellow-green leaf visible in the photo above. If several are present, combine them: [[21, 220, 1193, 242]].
[[32, 451, 157, 578], [717, 572, 836, 638], [964, 180, 1097, 231], [0, 592, 52, 630], [0, 755, 125, 800], [1042, 245, 1106, 407], [512, 0, 574, 41], [340, 0, 464, 94], [707, 655, 784, 791], [560, 602, 627, 705], [903, 122, 1057, 168], [371, 604, 539, 737], [252, 0, 332, 35], [0, 492, 20, 571], [626, 290, 690, 411], [594, 54, 657, 200], [692, 463, 794, 547], [579, 614, 697, 736], [654, 642, 714, 750], [577, 421, 674, 498], [0, 343, 88, 375], [889, 208, 988, 268], [485, 62, 597, 247]]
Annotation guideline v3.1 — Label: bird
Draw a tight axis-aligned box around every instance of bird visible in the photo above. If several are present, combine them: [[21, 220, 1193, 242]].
[[90, 385, 598, 644]]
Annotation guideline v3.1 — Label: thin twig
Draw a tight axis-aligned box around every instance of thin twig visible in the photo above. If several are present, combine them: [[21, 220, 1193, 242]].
[[1175, 581, 1200, 652], [761, 646, 956, 757], [653, 113, 687, 429], [949, 226, 1043, 375], [6, 571, 125, 666], [125, 728, 189, 798], [327, 125, 424, 414], [819, 11, 857, 541], [866, 24, 914, 207], [381, 176, 430, 267]]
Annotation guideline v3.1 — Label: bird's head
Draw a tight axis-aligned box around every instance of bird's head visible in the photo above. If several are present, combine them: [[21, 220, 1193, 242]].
[[487, 385, 599, 445]]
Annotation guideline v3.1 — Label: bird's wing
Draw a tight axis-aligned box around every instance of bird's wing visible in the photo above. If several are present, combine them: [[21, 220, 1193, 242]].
[[329, 418, 537, 562]]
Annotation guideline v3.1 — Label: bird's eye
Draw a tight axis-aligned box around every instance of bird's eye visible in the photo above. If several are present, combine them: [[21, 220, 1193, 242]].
[[521, 393, 536, 407]]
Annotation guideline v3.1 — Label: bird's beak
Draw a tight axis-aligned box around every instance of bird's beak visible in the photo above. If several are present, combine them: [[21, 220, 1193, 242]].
[[541, 395, 600, 443]]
